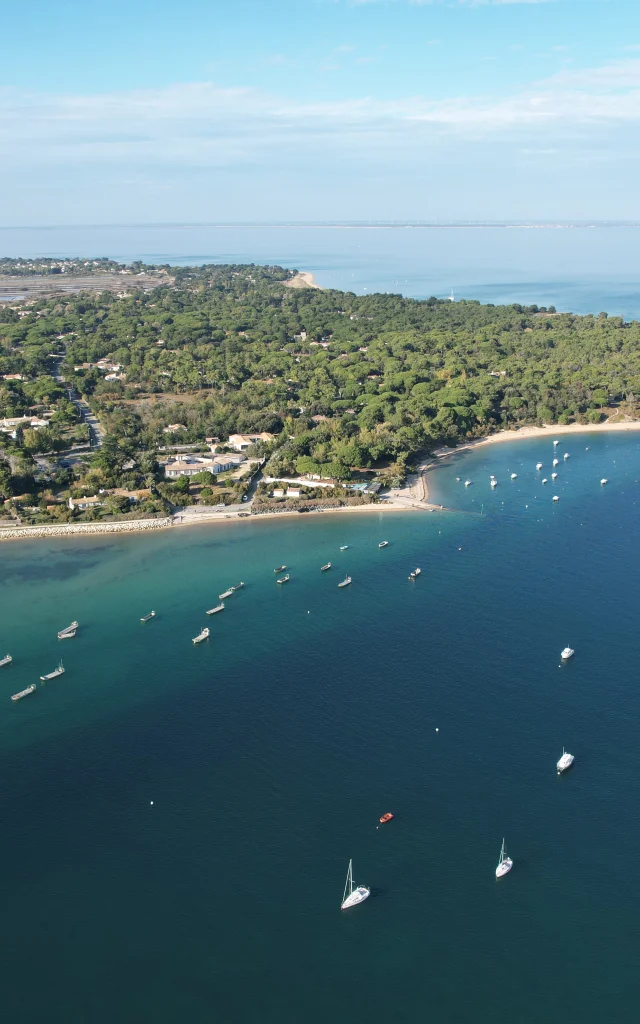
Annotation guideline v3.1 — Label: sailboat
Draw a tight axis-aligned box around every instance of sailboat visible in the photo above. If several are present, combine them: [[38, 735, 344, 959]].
[[495, 838, 513, 878], [340, 859, 370, 910]]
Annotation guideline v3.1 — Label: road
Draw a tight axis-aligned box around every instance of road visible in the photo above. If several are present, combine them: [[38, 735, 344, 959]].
[[50, 354, 104, 450]]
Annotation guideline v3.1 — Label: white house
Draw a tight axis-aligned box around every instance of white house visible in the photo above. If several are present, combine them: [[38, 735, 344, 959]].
[[227, 432, 274, 451], [68, 495, 105, 511], [163, 454, 246, 479]]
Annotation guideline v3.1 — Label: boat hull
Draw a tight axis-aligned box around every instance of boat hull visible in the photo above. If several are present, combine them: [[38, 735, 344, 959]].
[[341, 886, 370, 910], [495, 859, 513, 878]]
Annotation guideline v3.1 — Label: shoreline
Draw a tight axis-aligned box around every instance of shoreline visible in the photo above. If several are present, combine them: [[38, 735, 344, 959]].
[[283, 271, 322, 290], [423, 419, 640, 500], [0, 501, 427, 545]]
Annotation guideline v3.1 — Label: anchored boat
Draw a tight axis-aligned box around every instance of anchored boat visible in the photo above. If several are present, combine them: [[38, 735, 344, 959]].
[[495, 838, 513, 878], [58, 621, 78, 640], [557, 748, 575, 774], [338, 576, 352, 588], [219, 589, 234, 599], [378, 541, 389, 548], [11, 684, 36, 702], [560, 646, 574, 660], [231, 582, 244, 591], [140, 611, 155, 622], [192, 627, 210, 644], [408, 568, 421, 580], [206, 603, 225, 615], [276, 574, 290, 584], [339, 545, 348, 551], [341, 859, 370, 911], [40, 661, 65, 681], [273, 565, 287, 573], [379, 812, 394, 825], [0, 654, 12, 668], [321, 562, 332, 571]]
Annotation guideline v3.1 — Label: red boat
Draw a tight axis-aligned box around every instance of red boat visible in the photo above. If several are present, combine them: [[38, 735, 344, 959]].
[[379, 812, 394, 824]]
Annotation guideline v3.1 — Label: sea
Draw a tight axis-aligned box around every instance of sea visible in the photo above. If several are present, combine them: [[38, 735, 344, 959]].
[[3, 222, 640, 318], [3, 430, 640, 1023], [3, 225, 640, 1022]]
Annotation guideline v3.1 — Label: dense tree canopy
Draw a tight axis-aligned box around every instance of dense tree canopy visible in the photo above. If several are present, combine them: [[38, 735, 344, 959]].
[[1, 263, 639, 489]]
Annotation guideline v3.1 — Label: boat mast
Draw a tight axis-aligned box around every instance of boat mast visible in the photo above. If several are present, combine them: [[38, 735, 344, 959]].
[[500, 838, 505, 863], [343, 860, 353, 905]]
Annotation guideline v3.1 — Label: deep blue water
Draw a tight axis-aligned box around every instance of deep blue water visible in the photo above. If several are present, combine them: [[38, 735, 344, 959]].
[[3, 223, 640, 318], [2, 430, 640, 1022]]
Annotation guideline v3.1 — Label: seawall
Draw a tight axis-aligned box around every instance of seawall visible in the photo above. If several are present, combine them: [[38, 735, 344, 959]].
[[0, 517, 173, 542]]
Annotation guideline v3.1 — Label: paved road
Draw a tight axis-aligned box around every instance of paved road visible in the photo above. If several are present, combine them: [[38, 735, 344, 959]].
[[50, 354, 104, 449]]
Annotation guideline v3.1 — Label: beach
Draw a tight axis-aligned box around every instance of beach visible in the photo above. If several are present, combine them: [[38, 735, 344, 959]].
[[283, 271, 322, 289], [423, 418, 640, 500]]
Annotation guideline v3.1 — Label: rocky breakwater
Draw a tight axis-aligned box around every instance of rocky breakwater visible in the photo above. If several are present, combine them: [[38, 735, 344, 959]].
[[0, 517, 173, 542]]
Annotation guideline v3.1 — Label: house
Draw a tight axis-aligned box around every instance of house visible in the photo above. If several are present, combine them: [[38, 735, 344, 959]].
[[2, 373, 24, 381], [163, 455, 244, 479], [272, 488, 285, 497], [68, 495, 105, 511], [0, 416, 49, 437], [205, 436, 220, 445], [104, 372, 126, 381], [163, 423, 187, 434], [288, 487, 302, 497], [227, 432, 274, 451]]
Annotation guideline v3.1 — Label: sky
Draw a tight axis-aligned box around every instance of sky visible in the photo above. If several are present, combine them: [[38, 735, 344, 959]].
[[1, 0, 640, 225]]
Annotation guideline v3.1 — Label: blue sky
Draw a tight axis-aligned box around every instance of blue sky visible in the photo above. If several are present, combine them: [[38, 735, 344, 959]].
[[1, 0, 640, 224]]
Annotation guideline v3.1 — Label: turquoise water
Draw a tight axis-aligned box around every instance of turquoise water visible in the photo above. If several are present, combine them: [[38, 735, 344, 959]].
[[3, 223, 640, 317], [3, 431, 640, 1021]]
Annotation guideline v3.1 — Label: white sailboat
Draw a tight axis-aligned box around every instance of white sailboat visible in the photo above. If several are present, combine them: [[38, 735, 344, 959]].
[[495, 838, 513, 878], [341, 859, 370, 910]]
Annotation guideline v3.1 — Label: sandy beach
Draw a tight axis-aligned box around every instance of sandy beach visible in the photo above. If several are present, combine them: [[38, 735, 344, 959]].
[[423, 419, 640, 500], [283, 271, 322, 289]]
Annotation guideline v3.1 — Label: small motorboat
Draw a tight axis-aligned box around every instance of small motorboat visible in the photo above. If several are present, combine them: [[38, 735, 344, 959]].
[[510, 473, 517, 480], [11, 684, 36, 702], [557, 748, 575, 774], [206, 603, 225, 615], [552, 495, 559, 502], [541, 478, 547, 484], [536, 462, 543, 470], [553, 440, 559, 446], [276, 574, 290, 584], [338, 576, 352, 588], [563, 452, 570, 460], [601, 478, 608, 485], [321, 562, 332, 571], [140, 611, 155, 622], [560, 647, 574, 660], [379, 812, 394, 825], [58, 620, 78, 640], [553, 458, 559, 467], [378, 541, 389, 548], [490, 478, 497, 488], [192, 627, 210, 644], [339, 545, 348, 551], [408, 568, 421, 580], [464, 480, 471, 487], [273, 566, 287, 573]]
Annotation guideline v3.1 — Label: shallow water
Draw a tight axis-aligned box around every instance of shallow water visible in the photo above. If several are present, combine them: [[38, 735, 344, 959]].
[[2, 431, 640, 1021]]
